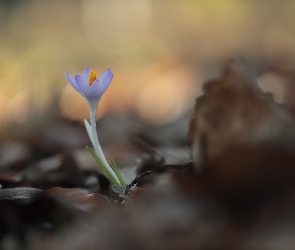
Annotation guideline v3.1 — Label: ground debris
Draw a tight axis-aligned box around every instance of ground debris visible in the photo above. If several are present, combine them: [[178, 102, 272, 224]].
[[2, 60, 295, 249]]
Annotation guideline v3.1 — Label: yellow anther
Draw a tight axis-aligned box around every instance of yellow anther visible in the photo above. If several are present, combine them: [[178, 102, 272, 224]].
[[88, 70, 97, 86]]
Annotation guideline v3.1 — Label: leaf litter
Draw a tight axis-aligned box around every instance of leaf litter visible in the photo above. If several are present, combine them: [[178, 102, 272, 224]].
[[2, 59, 295, 249]]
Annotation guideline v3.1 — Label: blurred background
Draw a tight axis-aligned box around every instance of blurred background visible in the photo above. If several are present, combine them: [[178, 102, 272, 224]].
[[0, 0, 295, 130]]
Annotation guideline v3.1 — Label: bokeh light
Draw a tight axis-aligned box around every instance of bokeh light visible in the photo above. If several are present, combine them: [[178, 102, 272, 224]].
[[0, 0, 295, 128]]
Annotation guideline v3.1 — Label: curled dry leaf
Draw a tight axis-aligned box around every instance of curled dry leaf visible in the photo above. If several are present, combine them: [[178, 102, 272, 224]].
[[189, 60, 295, 171]]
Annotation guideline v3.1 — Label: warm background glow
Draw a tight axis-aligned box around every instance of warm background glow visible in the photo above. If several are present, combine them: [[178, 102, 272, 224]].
[[0, 0, 295, 129]]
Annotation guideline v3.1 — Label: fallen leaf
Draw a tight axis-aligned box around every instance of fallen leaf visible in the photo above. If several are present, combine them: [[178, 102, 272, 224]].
[[189, 59, 295, 171]]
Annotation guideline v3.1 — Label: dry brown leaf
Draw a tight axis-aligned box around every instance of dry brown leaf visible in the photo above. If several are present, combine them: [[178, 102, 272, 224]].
[[189, 60, 295, 171], [43, 187, 111, 212]]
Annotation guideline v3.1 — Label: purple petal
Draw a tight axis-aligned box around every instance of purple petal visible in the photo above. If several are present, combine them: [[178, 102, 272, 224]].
[[91, 79, 107, 98], [74, 74, 90, 98], [81, 67, 92, 83], [97, 68, 113, 95], [65, 72, 81, 93], [99, 68, 113, 84], [91, 78, 106, 98], [75, 74, 101, 105]]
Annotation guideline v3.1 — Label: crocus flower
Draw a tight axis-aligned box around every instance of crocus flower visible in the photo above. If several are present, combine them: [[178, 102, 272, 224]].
[[64, 67, 124, 185], [65, 67, 113, 111]]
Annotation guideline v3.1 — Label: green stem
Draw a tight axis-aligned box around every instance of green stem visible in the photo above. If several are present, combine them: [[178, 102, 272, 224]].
[[89, 108, 120, 184], [86, 146, 119, 185]]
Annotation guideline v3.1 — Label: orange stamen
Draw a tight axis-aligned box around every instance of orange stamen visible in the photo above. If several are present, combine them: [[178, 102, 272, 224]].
[[88, 70, 97, 86]]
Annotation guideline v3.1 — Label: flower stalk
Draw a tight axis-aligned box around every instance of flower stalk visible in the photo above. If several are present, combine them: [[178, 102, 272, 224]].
[[89, 107, 120, 184]]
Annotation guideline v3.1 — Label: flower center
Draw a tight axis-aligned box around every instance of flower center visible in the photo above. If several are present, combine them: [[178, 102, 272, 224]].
[[88, 70, 97, 86]]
